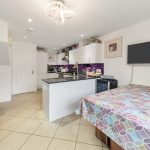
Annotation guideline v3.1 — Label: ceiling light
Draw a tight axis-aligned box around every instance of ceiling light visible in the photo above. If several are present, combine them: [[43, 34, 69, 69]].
[[80, 34, 84, 38], [28, 18, 32, 23], [28, 27, 34, 32], [63, 43, 66, 46], [55, 48, 57, 50], [24, 36, 27, 39], [45, 0, 74, 24]]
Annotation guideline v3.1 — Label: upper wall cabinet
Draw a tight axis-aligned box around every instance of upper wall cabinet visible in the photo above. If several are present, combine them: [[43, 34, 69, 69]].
[[69, 43, 102, 64], [0, 20, 8, 43], [69, 49, 78, 64]]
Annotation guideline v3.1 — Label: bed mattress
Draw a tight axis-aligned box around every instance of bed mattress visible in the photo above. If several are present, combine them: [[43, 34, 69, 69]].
[[82, 85, 150, 150]]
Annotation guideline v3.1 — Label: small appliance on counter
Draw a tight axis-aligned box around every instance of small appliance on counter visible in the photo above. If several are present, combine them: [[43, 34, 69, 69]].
[[97, 75, 118, 93]]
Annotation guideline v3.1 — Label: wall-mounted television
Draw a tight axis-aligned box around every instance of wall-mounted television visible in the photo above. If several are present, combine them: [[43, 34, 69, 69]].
[[127, 41, 150, 64]]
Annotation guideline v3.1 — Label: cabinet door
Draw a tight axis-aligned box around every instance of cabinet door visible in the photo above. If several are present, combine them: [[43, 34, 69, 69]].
[[69, 49, 76, 64], [81, 43, 102, 64], [81, 45, 91, 64], [94, 43, 102, 63], [69, 43, 102, 64]]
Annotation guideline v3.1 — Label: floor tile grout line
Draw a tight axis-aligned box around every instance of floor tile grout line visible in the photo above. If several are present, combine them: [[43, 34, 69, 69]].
[[0, 91, 106, 149], [0, 115, 102, 146], [0, 129, 103, 148], [1, 113, 91, 125], [0, 116, 13, 127], [0, 117, 27, 134], [74, 116, 81, 150], [18, 120, 43, 150], [46, 118, 63, 150], [0, 130, 13, 143], [0, 126, 103, 147]]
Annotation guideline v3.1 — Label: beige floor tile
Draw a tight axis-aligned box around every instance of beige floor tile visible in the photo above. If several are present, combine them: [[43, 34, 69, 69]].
[[62, 114, 80, 124], [0, 115, 11, 125], [54, 118, 63, 123], [34, 121, 60, 137], [102, 142, 109, 148], [77, 126, 102, 146], [0, 132, 30, 150], [0, 103, 11, 109], [80, 118, 94, 126], [48, 139, 75, 150], [15, 119, 42, 134], [103, 147, 110, 150], [23, 103, 41, 110], [1, 107, 23, 116], [31, 110, 48, 120], [16, 109, 36, 118], [0, 130, 11, 141], [55, 123, 79, 141], [0, 117, 25, 130], [20, 135, 51, 150], [76, 143, 102, 150]]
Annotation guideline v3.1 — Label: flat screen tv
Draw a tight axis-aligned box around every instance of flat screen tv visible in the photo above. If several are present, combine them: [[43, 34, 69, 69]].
[[127, 41, 150, 64]]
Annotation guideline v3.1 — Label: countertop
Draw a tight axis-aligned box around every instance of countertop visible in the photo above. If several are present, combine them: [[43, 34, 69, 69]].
[[42, 76, 99, 84]]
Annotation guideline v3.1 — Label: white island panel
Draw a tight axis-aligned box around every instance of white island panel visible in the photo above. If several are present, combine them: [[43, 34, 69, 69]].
[[42, 79, 96, 122]]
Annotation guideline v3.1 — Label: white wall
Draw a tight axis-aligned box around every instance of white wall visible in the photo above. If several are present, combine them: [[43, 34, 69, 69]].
[[0, 20, 11, 102], [0, 66, 11, 101], [0, 20, 8, 42], [0, 43, 9, 65], [100, 19, 150, 86], [12, 42, 37, 92]]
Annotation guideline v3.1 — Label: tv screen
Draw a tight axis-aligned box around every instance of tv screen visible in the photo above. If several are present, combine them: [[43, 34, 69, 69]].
[[128, 42, 150, 64]]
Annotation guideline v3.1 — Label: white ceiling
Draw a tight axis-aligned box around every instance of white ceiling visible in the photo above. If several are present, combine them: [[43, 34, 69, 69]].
[[0, 0, 150, 50]]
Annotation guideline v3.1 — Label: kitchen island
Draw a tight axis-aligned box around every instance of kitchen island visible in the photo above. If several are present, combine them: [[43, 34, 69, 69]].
[[42, 76, 97, 122]]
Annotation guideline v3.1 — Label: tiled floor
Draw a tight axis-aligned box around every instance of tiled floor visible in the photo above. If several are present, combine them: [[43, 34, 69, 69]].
[[0, 90, 109, 150]]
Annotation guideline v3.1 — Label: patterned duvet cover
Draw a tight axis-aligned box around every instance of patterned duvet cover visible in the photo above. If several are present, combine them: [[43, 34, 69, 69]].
[[82, 85, 150, 150]]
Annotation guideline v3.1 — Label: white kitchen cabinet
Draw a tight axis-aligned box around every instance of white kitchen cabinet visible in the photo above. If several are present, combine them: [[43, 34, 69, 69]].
[[37, 51, 48, 74], [69, 49, 77, 64], [81, 43, 102, 63], [69, 43, 102, 64]]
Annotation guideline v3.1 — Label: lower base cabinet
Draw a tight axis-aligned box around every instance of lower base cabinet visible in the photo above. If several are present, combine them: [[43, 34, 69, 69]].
[[95, 128, 124, 150]]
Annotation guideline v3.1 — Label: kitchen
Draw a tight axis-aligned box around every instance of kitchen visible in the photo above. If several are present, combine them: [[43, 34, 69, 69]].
[[37, 41, 104, 122]]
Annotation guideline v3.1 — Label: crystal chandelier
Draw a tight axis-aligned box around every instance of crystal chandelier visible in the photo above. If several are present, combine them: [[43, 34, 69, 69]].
[[46, 0, 74, 24]]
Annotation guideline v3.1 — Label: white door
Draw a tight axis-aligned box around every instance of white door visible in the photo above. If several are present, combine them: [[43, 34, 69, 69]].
[[13, 50, 34, 94]]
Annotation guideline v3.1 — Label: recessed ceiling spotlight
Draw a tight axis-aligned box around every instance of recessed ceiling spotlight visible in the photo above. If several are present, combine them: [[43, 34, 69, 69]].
[[54, 48, 57, 50], [28, 27, 34, 32], [24, 36, 27, 39], [80, 34, 84, 38], [28, 18, 32, 23], [63, 43, 66, 46]]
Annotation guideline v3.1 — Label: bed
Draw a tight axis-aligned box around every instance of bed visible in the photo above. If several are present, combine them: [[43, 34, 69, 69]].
[[81, 85, 150, 150]]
